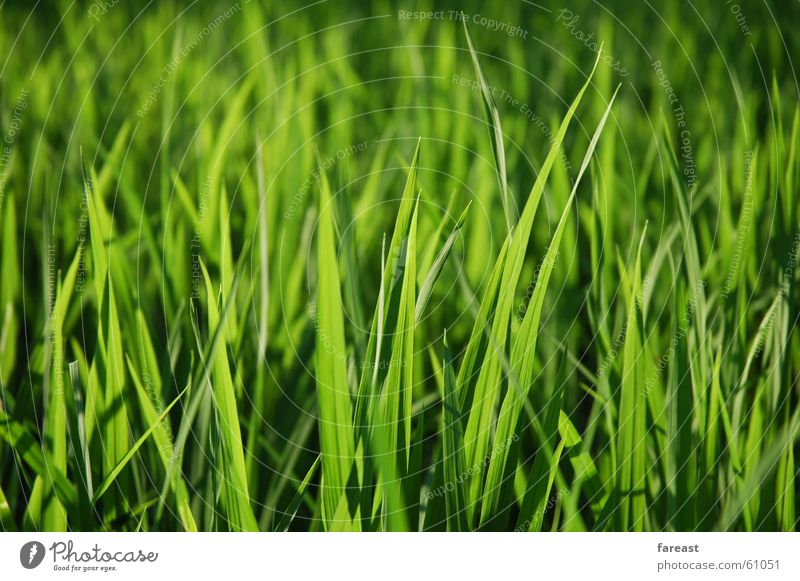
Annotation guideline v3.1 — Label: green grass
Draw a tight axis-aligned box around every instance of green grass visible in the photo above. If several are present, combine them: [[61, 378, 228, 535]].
[[0, 0, 798, 532]]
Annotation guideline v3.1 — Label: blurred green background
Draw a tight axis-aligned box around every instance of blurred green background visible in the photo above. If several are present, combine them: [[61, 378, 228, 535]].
[[0, 0, 798, 531]]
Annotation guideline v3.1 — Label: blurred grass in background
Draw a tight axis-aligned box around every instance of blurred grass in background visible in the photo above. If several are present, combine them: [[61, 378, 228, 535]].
[[0, 0, 798, 531]]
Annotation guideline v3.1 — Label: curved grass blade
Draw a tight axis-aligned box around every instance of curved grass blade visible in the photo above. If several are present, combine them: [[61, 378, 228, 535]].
[[92, 381, 190, 503], [462, 16, 515, 233], [415, 202, 471, 324]]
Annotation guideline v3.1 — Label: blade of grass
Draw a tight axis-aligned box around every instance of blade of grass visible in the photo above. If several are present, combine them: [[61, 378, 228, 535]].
[[315, 154, 359, 531], [482, 86, 620, 526], [463, 16, 516, 233], [462, 50, 605, 523]]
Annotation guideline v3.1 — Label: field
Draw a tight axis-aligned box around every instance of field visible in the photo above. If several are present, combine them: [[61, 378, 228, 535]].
[[0, 0, 799, 532]]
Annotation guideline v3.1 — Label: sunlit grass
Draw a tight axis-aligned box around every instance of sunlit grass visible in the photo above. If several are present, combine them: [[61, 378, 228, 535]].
[[0, 0, 798, 532]]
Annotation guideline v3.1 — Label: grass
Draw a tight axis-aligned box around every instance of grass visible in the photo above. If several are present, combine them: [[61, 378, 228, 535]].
[[0, 0, 798, 532]]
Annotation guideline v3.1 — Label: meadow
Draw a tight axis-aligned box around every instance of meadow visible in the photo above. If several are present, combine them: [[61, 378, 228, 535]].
[[0, 0, 798, 532]]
